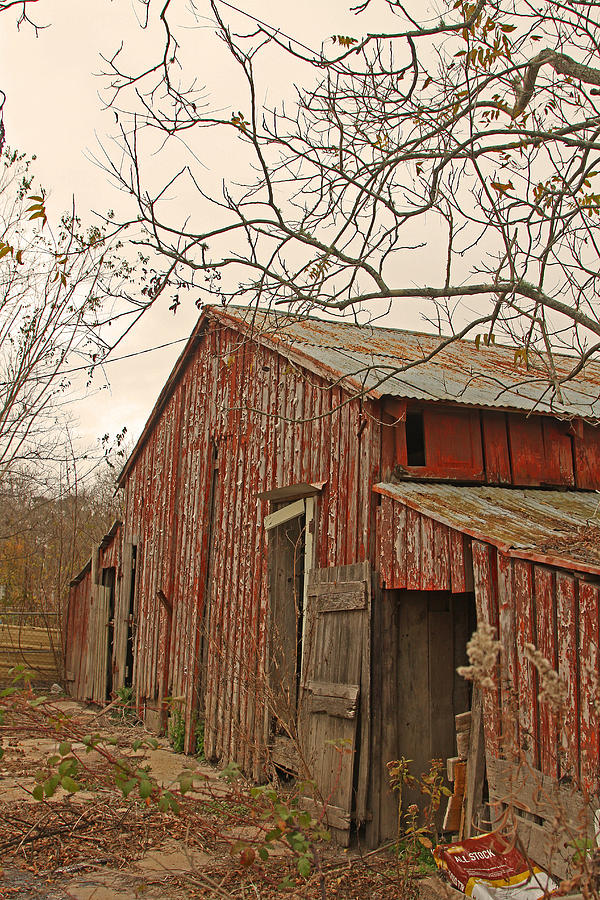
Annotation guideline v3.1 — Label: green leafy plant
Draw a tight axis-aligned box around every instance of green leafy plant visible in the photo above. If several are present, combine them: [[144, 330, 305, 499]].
[[387, 757, 451, 898], [194, 718, 205, 760], [168, 707, 185, 754], [227, 781, 330, 886], [112, 685, 135, 721]]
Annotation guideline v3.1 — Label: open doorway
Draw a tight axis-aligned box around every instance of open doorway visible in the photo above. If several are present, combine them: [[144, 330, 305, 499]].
[[265, 494, 317, 772], [368, 588, 477, 844], [101, 566, 116, 700]]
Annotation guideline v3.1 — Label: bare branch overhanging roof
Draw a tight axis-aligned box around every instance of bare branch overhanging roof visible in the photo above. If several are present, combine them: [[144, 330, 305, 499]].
[[218, 306, 600, 419], [374, 481, 600, 575]]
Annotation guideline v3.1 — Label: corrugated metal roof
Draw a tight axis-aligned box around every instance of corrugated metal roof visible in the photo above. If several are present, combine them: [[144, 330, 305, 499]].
[[374, 481, 600, 574], [216, 307, 600, 418]]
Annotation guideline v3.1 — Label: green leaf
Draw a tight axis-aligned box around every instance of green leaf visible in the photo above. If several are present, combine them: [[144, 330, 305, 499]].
[[258, 846, 269, 860], [61, 776, 80, 793], [264, 828, 282, 842], [32, 784, 44, 801], [158, 795, 170, 812], [58, 758, 77, 778], [59, 742, 71, 756], [297, 855, 311, 878], [139, 779, 153, 800], [29, 696, 47, 707], [44, 774, 60, 797], [179, 774, 193, 794], [120, 778, 137, 798]]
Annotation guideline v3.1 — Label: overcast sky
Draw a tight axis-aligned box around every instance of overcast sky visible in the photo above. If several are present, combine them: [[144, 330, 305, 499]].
[[0, 0, 437, 462]]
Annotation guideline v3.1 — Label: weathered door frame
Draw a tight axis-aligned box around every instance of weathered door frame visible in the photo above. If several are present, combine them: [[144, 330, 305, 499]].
[[264, 493, 317, 683]]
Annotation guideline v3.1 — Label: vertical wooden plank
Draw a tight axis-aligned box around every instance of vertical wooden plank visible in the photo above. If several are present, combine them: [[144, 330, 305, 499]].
[[573, 421, 600, 489], [542, 418, 574, 486], [394, 503, 407, 590], [449, 530, 466, 594], [452, 592, 471, 719], [356, 404, 369, 563], [556, 573, 580, 783], [578, 581, 599, 796], [534, 566, 559, 779], [405, 508, 421, 590], [428, 593, 456, 765], [433, 521, 450, 591], [513, 558, 539, 769], [346, 396, 359, 565], [421, 516, 436, 591], [507, 416, 545, 486], [378, 496, 394, 589], [396, 590, 431, 806], [328, 389, 341, 567], [338, 395, 351, 566], [471, 541, 501, 759], [497, 554, 518, 758], [481, 411, 511, 484], [464, 686, 485, 837]]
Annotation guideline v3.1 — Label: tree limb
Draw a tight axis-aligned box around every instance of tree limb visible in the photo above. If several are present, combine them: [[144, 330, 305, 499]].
[[512, 49, 600, 118]]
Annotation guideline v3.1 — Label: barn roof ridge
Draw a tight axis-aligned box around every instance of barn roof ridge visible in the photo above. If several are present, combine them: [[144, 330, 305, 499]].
[[213, 303, 597, 363]]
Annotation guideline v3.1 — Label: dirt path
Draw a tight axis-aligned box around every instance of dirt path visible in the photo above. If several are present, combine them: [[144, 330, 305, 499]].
[[0, 696, 413, 898]]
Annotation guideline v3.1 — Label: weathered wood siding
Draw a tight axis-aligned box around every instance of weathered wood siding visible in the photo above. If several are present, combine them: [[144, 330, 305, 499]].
[[376, 494, 473, 593], [378, 498, 600, 795], [121, 321, 380, 776], [381, 404, 600, 489], [472, 541, 600, 794], [65, 525, 121, 703]]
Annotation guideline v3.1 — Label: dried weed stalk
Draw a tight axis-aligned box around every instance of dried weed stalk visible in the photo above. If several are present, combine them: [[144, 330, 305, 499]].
[[457, 622, 501, 689]]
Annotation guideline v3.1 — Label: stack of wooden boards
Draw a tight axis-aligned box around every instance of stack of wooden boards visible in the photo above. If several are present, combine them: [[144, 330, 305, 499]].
[[443, 710, 472, 836], [0, 622, 61, 686]]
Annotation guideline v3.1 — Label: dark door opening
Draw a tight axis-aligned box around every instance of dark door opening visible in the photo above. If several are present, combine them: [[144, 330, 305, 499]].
[[369, 588, 477, 843], [268, 506, 306, 738], [124, 546, 136, 688], [101, 566, 116, 699]]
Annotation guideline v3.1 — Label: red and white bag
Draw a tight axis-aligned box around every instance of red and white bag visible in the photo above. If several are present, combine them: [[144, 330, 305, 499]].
[[433, 832, 557, 900]]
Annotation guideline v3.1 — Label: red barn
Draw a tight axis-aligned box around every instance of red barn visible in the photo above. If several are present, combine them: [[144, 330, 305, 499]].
[[68, 307, 600, 856]]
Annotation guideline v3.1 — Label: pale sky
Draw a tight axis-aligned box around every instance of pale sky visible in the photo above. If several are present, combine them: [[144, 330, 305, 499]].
[[0, 0, 442, 461]]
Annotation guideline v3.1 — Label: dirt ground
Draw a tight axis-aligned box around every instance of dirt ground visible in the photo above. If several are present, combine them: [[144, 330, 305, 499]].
[[0, 696, 421, 899]]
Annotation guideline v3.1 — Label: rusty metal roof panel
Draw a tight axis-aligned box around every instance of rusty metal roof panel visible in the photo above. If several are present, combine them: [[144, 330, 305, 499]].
[[374, 481, 600, 574], [216, 307, 600, 418]]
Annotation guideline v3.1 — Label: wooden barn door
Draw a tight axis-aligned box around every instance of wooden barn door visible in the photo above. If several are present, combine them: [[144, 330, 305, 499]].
[[300, 561, 371, 846], [92, 584, 112, 704]]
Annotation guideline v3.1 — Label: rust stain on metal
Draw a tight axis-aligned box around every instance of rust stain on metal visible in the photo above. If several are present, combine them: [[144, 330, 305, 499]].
[[374, 481, 600, 574]]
